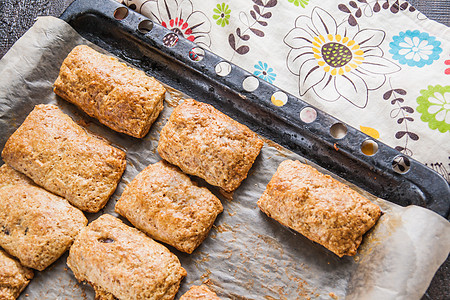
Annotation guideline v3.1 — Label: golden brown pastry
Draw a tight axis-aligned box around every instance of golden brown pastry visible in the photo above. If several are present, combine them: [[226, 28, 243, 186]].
[[180, 285, 221, 300], [67, 214, 187, 300], [54, 45, 166, 138], [0, 248, 34, 300], [257, 160, 381, 257], [1, 104, 127, 213], [0, 184, 87, 270], [157, 99, 264, 192], [115, 161, 223, 254], [0, 164, 33, 189]]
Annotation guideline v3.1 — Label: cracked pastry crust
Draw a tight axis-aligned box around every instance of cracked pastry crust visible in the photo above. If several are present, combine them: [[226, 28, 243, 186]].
[[1, 104, 127, 213], [54, 45, 166, 138], [115, 161, 223, 254], [0, 249, 34, 300], [257, 160, 381, 257], [67, 214, 187, 300], [157, 99, 264, 192], [0, 183, 87, 271], [179, 285, 221, 300]]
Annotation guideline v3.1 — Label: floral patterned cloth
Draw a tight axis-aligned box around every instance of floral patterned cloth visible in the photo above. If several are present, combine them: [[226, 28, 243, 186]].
[[119, 0, 450, 182]]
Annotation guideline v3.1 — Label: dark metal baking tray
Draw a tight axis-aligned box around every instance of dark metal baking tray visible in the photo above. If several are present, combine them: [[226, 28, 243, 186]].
[[58, 0, 449, 218]]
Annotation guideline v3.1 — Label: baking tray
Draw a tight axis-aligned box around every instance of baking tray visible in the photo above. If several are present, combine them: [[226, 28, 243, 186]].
[[58, 0, 450, 218]]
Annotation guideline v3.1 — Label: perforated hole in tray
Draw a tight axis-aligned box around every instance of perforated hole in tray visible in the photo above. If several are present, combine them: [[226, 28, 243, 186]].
[[215, 61, 232, 77], [189, 47, 205, 62], [361, 139, 379, 156], [137, 20, 153, 34], [113, 7, 128, 20], [271, 91, 288, 107], [330, 123, 348, 139], [299, 107, 317, 123], [392, 155, 411, 174], [242, 76, 259, 92], [163, 32, 179, 47]]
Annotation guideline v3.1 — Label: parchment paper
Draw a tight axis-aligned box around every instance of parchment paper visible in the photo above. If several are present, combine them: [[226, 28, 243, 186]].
[[0, 17, 449, 300]]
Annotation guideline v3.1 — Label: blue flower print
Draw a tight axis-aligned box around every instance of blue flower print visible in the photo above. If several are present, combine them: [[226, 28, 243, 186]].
[[389, 30, 442, 67], [253, 61, 276, 83]]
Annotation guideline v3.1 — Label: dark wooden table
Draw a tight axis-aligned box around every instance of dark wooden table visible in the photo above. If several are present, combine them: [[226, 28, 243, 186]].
[[0, 0, 448, 299]]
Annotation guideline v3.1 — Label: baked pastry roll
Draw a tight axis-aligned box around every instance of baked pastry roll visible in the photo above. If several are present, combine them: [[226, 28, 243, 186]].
[[180, 285, 221, 300], [257, 160, 381, 257], [54, 45, 166, 138], [115, 161, 223, 254], [0, 184, 87, 270], [0, 249, 34, 300], [1, 104, 127, 213], [67, 214, 187, 300], [157, 99, 263, 192]]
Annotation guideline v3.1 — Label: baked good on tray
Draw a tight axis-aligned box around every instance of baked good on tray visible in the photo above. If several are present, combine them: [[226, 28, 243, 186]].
[[0, 248, 34, 300], [115, 161, 223, 254], [0, 183, 87, 270], [54, 45, 166, 138], [179, 285, 221, 300], [1, 104, 127, 213], [67, 214, 186, 300], [257, 160, 381, 257], [157, 99, 264, 192], [0, 164, 34, 189]]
